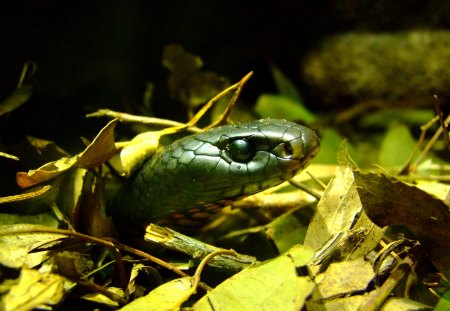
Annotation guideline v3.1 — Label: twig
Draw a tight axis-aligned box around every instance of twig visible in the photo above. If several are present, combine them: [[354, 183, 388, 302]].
[[144, 224, 257, 272], [184, 71, 253, 131], [191, 249, 237, 294], [359, 242, 423, 311], [288, 180, 322, 200], [306, 171, 327, 190], [143, 72, 255, 139], [232, 190, 317, 210], [0, 226, 211, 292], [433, 95, 450, 150], [74, 278, 127, 306], [0, 152, 19, 161], [86, 109, 202, 133], [205, 71, 253, 129], [411, 113, 450, 173], [17, 61, 37, 88]]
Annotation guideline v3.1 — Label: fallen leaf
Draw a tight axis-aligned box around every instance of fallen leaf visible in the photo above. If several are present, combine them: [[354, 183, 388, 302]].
[[353, 171, 450, 279], [307, 290, 379, 311], [120, 277, 193, 311], [82, 287, 124, 308], [118, 131, 161, 176], [16, 119, 119, 188], [381, 297, 433, 311], [194, 244, 315, 311], [306, 258, 376, 310], [1, 268, 69, 311], [312, 258, 375, 299], [304, 166, 384, 265], [0, 224, 64, 269]]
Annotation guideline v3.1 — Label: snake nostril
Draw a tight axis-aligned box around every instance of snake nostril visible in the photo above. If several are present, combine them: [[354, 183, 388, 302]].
[[272, 142, 295, 158], [227, 139, 256, 162]]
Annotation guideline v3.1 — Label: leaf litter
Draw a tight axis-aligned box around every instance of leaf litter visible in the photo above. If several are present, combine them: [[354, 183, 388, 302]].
[[0, 47, 449, 310]]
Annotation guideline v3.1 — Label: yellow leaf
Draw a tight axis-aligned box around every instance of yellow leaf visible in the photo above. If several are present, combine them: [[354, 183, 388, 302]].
[[1, 268, 69, 311], [16, 119, 119, 188], [120, 277, 193, 311], [194, 245, 315, 311]]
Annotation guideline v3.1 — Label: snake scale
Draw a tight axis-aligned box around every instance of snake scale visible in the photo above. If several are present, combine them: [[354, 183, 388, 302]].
[[108, 119, 320, 228]]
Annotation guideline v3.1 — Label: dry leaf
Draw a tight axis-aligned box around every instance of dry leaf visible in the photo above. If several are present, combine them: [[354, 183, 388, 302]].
[[0, 224, 64, 269], [314, 258, 375, 299], [353, 171, 450, 279], [304, 166, 384, 264], [118, 131, 161, 176], [16, 119, 119, 188], [1, 268, 69, 311], [0, 185, 52, 205], [162, 44, 227, 111], [194, 245, 315, 311], [120, 277, 193, 311]]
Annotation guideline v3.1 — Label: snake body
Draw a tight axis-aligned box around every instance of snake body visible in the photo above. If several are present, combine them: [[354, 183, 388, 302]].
[[109, 119, 319, 227]]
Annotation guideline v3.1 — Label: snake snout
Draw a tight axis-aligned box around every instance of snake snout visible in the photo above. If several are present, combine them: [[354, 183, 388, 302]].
[[299, 127, 320, 162]]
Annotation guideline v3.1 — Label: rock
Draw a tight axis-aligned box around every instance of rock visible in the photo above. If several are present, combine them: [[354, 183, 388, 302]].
[[301, 30, 450, 106]]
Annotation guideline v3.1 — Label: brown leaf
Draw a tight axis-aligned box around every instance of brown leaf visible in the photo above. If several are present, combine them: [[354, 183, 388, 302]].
[[353, 171, 450, 279]]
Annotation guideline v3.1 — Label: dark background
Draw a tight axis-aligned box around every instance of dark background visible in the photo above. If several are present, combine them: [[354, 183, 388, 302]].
[[1, 0, 449, 150]]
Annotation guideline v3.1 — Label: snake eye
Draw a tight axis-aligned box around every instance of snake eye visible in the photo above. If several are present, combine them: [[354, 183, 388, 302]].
[[272, 142, 295, 158], [227, 139, 255, 162]]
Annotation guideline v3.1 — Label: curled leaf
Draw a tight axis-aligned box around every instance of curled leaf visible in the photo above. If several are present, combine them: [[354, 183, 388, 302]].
[[16, 119, 119, 188]]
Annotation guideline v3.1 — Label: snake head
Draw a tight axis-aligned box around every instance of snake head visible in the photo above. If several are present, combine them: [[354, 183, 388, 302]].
[[110, 119, 320, 227], [155, 119, 320, 209]]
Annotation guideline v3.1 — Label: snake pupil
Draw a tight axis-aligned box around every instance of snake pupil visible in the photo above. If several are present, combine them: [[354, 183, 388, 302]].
[[227, 139, 255, 162]]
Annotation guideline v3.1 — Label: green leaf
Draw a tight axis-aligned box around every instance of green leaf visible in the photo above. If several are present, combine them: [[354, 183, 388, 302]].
[[270, 65, 301, 101], [0, 85, 32, 116], [379, 123, 417, 168], [360, 108, 435, 127], [255, 94, 317, 123], [266, 208, 309, 254], [311, 128, 345, 164], [435, 290, 450, 311]]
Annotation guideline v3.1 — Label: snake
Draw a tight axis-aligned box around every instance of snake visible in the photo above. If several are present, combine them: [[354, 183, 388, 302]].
[[108, 119, 320, 228]]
